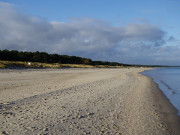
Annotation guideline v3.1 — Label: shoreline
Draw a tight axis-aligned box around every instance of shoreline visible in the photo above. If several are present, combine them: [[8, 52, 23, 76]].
[[0, 68, 180, 134], [141, 73, 180, 134]]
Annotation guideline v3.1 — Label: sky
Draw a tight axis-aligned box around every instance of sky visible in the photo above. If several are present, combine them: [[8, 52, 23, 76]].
[[0, 0, 180, 65]]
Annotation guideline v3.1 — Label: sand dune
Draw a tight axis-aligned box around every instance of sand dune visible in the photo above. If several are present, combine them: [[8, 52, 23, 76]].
[[0, 68, 179, 135]]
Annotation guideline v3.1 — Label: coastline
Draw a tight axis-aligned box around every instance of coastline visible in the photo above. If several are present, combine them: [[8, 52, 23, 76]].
[[0, 68, 180, 134], [142, 74, 180, 134]]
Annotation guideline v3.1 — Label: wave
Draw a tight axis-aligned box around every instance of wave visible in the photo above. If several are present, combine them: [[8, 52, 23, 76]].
[[159, 80, 176, 94]]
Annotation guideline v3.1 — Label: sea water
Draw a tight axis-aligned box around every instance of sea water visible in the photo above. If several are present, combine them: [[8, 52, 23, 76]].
[[142, 68, 180, 115]]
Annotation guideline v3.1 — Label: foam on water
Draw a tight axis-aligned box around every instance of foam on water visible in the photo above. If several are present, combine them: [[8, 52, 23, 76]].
[[142, 68, 180, 115]]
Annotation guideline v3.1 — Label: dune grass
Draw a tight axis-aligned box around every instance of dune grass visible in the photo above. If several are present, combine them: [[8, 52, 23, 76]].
[[0, 63, 6, 68], [0, 60, 123, 69], [0, 60, 94, 68]]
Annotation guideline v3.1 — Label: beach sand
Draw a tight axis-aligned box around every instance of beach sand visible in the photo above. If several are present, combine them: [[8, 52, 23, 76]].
[[0, 68, 179, 135]]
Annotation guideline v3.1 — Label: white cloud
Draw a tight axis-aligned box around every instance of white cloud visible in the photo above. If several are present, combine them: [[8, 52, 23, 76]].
[[0, 2, 179, 65]]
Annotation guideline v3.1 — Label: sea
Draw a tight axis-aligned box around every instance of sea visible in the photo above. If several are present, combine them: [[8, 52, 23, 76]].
[[142, 68, 180, 116]]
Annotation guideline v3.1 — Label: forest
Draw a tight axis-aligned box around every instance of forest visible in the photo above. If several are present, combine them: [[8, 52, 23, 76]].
[[0, 49, 127, 66]]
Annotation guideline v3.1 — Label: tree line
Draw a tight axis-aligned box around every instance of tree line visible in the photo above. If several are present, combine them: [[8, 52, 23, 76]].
[[0, 49, 126, 66]]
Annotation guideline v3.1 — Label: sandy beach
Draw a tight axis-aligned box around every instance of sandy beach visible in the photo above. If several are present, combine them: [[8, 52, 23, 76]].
[[0, 68, 179, 135]]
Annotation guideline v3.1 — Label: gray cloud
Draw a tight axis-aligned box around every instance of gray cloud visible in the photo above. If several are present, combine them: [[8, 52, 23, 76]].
[[0, 2, 179, 65]]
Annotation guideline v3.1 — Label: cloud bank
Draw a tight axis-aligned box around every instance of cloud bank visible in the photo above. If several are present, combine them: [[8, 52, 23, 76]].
[[0, 2, 179, 65]]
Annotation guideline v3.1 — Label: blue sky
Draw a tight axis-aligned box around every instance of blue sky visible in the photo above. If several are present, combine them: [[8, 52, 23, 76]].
[[0, 0, 180, 65]]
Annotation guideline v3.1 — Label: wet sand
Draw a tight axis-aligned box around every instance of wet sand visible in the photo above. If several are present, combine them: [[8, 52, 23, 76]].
[[0, 68, 179, 135]]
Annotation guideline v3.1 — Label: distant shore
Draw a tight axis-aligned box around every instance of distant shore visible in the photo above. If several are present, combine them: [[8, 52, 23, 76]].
[[0, 68, 179, 134]]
